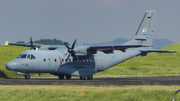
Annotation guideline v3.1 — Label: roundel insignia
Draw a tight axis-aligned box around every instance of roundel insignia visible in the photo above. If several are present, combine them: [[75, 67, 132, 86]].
[[112, 56, 115, 59], [142, 25, 147, 35]]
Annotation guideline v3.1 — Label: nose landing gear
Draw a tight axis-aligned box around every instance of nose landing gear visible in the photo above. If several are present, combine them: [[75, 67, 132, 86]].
[[25, 75, 30, 79], [16, 72, 30, 79]]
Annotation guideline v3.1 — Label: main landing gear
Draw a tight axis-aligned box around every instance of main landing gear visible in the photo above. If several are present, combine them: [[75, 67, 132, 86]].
[[58, 75, 93, 80], [80, 75, 93, 80], [58, 74, 72, 80]]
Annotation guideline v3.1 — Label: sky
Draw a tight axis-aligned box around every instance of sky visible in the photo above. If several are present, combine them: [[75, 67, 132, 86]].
[[0, 0, 180, 45]]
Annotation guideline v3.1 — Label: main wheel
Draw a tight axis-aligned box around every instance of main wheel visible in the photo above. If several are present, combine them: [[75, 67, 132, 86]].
[[25, 75, 30, 79], [87, 75, 93, 80], [66, 75, 71, 79], [59, 74, 64, 79], [80, 76, 86, 80]]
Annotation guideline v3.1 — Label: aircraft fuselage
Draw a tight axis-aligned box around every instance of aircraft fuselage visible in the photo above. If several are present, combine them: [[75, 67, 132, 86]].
[[6, 48, 141, 78]]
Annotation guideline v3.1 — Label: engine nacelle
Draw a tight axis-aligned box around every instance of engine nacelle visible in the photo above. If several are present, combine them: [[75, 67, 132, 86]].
[[38, 46, 49, 50], [74, 46, 96, 55]]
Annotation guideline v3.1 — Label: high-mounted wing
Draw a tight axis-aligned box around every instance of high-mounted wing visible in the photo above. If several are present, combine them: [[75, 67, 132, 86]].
[[8, 37, 60, 50], [9, 43, 40, 47], [9, 43, 60, 50], [74, 44, 150, 55], [88, 45, 148, 50], [87, 44, 149, 53]]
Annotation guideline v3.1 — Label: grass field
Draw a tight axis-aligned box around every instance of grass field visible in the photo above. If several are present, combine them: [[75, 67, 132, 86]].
[[0, 85, 179, 101], [0, 44, 180, 101]]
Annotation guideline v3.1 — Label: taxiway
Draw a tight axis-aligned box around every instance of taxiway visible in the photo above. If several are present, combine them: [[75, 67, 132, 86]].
[[0, 76, 180, 85]]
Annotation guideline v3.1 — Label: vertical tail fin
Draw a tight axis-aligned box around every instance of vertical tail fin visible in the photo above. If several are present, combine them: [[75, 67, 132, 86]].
[[123, 10, 156, 48], [4, 41, 9, 45]]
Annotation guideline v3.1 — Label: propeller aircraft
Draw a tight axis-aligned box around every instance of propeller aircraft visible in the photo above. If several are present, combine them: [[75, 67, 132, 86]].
[[6, 10, 176, 80]]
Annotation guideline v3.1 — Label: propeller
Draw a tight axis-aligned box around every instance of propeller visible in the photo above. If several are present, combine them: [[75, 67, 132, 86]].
[[30, 37, 36, 50], [64, 39, 78, 61]]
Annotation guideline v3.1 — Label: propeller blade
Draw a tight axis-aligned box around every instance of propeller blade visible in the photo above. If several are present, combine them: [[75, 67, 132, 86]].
[[71, 52, 77, 61], [64, 42, 70, 50], [66, 54, 70, 61], [30, 37, 34, 50], [71, 39, 76, 49]]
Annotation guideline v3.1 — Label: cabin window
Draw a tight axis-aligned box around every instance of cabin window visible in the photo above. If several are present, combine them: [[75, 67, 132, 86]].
[[90, 59, 92, 62], [62, 59, 64, 62], [54, 59, 57, 62], [86, 59, 88, 62], [44, 59, 46, 62], [69, 59, 71, 62], [65, 59, 68, 62]]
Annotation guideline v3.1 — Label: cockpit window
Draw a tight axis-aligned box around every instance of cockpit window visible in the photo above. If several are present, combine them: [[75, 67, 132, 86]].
[[20, 54, 27, 58], [31, 55, 36, 59], [17, 54, 22, 58], [17, 54, 36, 60], [27, 54, 31, 59], [27, 54, 36, 60]]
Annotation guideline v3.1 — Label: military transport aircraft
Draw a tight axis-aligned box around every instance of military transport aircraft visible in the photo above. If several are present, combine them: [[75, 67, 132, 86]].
[[6, 10, 176, 80]]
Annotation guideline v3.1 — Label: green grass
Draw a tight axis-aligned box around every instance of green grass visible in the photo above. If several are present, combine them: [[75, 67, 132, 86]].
[[0, 43, 180, 78], [0, 88, 179, 101]]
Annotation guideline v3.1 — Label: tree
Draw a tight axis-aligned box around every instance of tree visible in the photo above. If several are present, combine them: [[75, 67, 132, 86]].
[[32, 38, 65, 45], [16, 41, 25, 43]]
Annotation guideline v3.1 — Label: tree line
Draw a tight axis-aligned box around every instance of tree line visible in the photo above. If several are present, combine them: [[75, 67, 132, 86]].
[[16, 38, 69, 45]]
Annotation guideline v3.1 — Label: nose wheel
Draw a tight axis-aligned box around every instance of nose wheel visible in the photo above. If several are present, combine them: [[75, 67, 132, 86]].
[[25, 75, 30, 79]]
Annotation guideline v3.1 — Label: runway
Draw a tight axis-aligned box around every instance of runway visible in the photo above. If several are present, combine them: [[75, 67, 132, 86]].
[[0, 76, 180, 85]]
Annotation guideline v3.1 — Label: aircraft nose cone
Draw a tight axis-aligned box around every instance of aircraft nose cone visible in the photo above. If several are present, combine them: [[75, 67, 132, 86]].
[[6, 62, 17, 70]]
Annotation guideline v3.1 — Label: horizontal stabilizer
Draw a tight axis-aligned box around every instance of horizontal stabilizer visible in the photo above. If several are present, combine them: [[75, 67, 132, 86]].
[[140, 50, 176, 53]]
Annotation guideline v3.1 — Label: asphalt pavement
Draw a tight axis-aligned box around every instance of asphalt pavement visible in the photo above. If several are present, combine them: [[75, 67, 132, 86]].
[[0, 76, 180, 85]]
